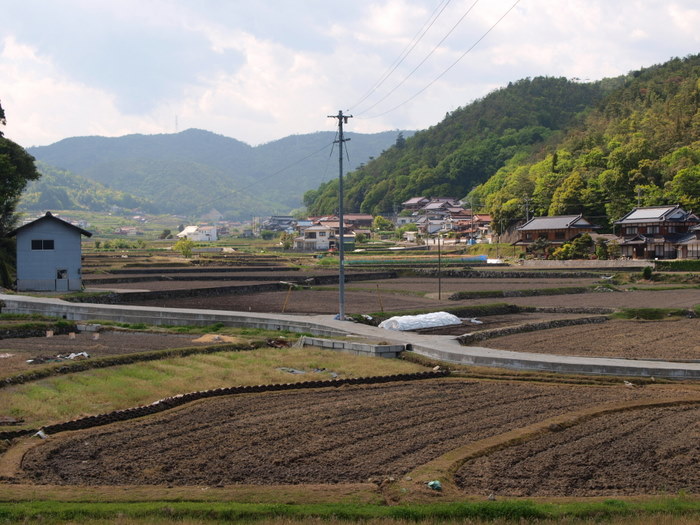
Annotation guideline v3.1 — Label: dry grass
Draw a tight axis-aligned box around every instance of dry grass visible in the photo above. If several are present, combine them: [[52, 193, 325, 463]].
[[0, 346, 426, 429]]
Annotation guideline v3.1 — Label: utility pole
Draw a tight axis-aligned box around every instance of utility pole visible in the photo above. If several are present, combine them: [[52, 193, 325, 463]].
[[328, 110, 352, 320], [523, 196, 532, 222]]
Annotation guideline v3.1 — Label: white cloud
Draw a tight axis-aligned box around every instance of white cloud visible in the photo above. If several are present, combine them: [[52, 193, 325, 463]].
[[2, 0, 700, 147]]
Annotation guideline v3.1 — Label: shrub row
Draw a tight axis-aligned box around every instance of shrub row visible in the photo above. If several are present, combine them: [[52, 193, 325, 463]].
[[448, 286, 592, 301], [407, 269, 603, 278], [0, 321, 78, 340], [0, 370, 449, 440], [655, 260, 700, 272]]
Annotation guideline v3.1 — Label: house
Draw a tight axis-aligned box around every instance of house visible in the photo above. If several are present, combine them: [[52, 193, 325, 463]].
[[676, 225, 700, 259], [8, 211, 92, 292], [177, 225, 218, 242], [294, 224, 332, 251], [614, 205, 700, 259], [401, 197, 430, 212], [514, 214, 599, 248]]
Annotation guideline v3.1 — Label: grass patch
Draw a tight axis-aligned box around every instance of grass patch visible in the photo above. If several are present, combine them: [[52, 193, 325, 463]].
[[612, 308, 692, 320], [448, 286, 592, 301], [0, 346, 426, 429], [0, 497, 698, 523]]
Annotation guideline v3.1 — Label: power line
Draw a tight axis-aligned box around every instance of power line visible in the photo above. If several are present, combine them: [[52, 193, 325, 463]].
[[354, 0, 480, 116], [359, 0, 521, 120], [349, 0, 452, 110]]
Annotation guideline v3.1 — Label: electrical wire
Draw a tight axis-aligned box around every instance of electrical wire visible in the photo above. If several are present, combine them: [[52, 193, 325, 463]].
[[359, 0, 521, 120], [354, 0, 480, 116], [349, 0, 452, 111]]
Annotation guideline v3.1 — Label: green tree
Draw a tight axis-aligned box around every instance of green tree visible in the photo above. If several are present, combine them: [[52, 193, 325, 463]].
[[372, 215, 394, 231], [173, 239, 195, 258], [0, 102, 41, 287]]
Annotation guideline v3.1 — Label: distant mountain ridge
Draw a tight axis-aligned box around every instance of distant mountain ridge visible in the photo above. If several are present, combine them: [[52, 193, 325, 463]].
[[26, 128, 412, 219]]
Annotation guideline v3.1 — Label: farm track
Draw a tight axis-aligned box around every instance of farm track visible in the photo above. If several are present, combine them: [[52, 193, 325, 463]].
[[16, 379, 696, 488]]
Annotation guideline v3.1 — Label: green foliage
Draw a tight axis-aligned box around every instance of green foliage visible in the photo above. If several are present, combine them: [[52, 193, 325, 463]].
[[27, 129, 407, 220], [173, 238, 195, 258], [551, 233, 594, 260], [306, 77, 603, 216], [613, 307, 689, 320], [260, 229, 275, 240], [655, 259, 700, 272], [642, 265, 654, 280], [473, 55, 700, 229], [594, 238, 608, 260], [372, 215, 394, 231]]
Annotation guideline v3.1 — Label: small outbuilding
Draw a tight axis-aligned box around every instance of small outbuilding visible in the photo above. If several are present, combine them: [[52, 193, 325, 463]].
[[9, 212, 92, 291]]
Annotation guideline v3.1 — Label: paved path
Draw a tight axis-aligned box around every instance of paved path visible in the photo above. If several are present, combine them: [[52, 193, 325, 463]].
[[2, 293, 699, 379]]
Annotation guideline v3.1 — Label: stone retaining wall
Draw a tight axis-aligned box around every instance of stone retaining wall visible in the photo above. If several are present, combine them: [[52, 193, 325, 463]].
[[456, 316, 610, 345], [0, 370, 448, 441]]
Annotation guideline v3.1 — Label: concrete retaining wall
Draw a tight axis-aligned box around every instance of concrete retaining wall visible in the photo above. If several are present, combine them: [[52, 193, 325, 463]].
[[298, 336, 405, 358]]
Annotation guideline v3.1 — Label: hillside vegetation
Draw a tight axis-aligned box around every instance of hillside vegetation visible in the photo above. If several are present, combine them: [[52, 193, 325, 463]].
[[26, 129, 411, 219], [305, 54, 700, 233]]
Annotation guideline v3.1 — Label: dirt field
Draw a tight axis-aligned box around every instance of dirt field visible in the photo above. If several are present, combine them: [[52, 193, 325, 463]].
[[16, 379, 695, 490], [483, 318, 700, 361], [0, 331, 222, 377], [455, 403, 700, 497]]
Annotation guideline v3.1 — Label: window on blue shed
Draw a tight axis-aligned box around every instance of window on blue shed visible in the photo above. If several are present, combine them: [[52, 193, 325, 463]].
[[31, 239, 55, 250]]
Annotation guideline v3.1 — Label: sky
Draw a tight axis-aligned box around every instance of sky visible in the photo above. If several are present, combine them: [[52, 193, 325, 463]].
[[2, 0, 699, 148]]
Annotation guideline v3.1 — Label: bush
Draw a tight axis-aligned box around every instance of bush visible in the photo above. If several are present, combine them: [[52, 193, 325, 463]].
[[642, 266, 653, 280]]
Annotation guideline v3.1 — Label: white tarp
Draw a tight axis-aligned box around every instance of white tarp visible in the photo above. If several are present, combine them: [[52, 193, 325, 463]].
[[378, 311, 462, 331]]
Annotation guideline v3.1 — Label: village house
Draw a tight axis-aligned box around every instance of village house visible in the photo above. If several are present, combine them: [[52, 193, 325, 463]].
[[514, 214, 599, 248], [294, 224, 332, 251], [9, 211, 92, 292], [177, 225, 218, 242], [614, 205, 700, 259]]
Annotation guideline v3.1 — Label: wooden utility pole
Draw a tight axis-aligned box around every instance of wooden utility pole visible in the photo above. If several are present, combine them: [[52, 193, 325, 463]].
[[328, 110, 352, 320]]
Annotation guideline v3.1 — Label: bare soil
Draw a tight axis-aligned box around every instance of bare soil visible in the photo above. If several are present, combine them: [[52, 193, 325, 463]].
[[16, 379, 693, 489], [0, 331, 216, 377], [455, 404, 700, 497], [483, 318, 700, 361]]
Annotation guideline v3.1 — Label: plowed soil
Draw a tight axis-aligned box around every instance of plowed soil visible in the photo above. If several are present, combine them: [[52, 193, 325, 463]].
[[0, 331, 218, 377], [17, 379, 693, 489], [483, 318, 700, 361], [455, 404, 700, 497]]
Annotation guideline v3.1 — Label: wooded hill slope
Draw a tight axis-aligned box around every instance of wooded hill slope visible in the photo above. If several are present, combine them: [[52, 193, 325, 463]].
[[305, 54, 700, 232], [25, 129, 411, 219]]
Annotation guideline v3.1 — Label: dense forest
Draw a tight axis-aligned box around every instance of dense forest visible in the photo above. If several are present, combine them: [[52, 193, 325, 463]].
[[21, 162, 152, 212], [305, 55, 700, 233], [26, 129, 412, 219]]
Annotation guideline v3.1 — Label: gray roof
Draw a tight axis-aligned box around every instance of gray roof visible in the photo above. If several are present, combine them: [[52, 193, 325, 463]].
[[615, 205, 698, 224], [518, 214, 596, 231], [8, 211, 92, 238]]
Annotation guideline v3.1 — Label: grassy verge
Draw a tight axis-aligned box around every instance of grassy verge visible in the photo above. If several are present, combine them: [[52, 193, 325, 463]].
[[611, 308, 694, 320], [0, 497, 698, 523], [0, 347, 427, 430], [448, 286, 592, 301]]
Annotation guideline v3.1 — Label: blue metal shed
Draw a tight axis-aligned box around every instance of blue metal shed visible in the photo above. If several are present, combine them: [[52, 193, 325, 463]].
[[9, 212, 92, 291]]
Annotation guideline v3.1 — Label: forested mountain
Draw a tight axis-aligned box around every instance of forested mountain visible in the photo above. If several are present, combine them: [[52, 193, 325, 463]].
[[26, 129, 412, 219], [304, 76, 609, 215], [306, 55, 700, 233], [472, 55, 700, 232], [20, 162, 152, 212]]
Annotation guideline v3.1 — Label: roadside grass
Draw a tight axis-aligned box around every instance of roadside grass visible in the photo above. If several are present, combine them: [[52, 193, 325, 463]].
[[611, 308, 693, 320], [0, 498, 698, 524], [0, 346, 426, 429]]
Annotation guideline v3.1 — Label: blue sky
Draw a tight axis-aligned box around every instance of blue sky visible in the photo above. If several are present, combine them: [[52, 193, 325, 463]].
[[2, 0, 699, 147]]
